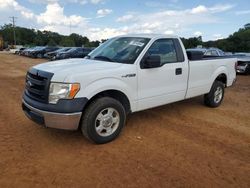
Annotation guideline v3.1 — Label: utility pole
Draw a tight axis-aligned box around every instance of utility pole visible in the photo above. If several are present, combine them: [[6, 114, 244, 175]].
[[69, 20, 72, 35], [9, 16, 17, 46]]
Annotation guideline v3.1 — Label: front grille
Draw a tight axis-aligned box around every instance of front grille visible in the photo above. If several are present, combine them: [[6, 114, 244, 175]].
[[25, 68, 53, 103]]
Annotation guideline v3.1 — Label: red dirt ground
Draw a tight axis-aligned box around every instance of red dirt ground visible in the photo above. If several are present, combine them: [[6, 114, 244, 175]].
[[0, 53, 249, 187]]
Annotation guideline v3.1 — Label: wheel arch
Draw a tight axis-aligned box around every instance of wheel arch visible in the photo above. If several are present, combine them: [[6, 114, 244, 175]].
[[211, 66, 228, 88], [84, 89, 131, 114], [215, 73, 227, 86]]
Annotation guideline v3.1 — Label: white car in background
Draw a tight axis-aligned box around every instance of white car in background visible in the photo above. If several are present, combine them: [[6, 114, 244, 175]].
[[187, 47, 226, 57]]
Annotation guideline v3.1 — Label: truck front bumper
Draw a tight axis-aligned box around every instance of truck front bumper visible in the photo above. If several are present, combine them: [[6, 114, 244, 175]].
[[22, 91, 89, 130], [22, 100, 82, 130]]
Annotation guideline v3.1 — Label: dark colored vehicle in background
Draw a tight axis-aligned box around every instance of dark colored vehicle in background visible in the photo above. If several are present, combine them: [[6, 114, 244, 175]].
[[21, 47, 35, 56], [29, 46, 59, 58], [21, 46, 44, 56], [236, 56, 250, 74], [55, 47, 93, 60], [44, 47, 71, 60], [15, 47, 26, 55]]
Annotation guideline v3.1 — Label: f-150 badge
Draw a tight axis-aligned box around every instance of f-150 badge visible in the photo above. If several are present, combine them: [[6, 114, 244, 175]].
[[121, 74, 136, 78]]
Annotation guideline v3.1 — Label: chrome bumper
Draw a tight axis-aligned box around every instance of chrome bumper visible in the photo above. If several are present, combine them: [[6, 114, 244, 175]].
[[22, 100, 82, 130]]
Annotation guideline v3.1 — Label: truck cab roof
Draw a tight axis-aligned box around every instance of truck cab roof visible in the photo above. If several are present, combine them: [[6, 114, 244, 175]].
[[117, 34, 179, 40]]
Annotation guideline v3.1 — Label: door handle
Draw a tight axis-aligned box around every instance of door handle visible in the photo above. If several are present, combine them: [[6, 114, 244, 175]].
[[175, 68, 182, 75]]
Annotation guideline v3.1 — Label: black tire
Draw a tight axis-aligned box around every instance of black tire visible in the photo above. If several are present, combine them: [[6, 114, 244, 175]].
[[81, 97, 126, 144], [204, 81, 224, 108]]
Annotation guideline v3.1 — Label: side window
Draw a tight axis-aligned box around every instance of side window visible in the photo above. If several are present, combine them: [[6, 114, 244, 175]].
[[205, 50, 212, 56], [146, 39, 178, 64], [211, 50, 218, 56], [77, 49, 83, 53], [83, 49, 91, 55]]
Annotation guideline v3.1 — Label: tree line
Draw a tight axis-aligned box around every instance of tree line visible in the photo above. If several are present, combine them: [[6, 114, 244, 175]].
[[182, 25, 250, 52], [203, 27, 250, 52], [0, 24, 101, 48], [0, 24, 250, 52]]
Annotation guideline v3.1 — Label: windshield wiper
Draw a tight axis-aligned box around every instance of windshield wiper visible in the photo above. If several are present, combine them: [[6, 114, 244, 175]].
[[94, 55, 114, 62]]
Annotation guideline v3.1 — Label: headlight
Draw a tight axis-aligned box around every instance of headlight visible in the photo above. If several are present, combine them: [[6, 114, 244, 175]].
[[49, 82, 80, 104]]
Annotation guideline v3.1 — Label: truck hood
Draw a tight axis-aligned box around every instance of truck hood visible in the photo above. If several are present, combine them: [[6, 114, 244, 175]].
[[33, 58, 123, 81]]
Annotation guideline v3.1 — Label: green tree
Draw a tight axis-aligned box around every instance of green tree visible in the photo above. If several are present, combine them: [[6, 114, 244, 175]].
[[59, 37, 75, 47], [89, 40, 100, 47], [2, 23, 249, 52], [204, 26, 250, 52], [0, 24, 13, 45], [69, 33, 83, 47], [181, 36, 202, 49], [47, 39, 57, 46]]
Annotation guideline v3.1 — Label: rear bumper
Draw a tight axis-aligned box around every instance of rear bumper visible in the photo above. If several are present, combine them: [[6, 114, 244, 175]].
[[22, 100, 82, 130]]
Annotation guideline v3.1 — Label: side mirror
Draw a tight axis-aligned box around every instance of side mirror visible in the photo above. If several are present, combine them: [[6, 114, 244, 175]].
[[141, 55, 162, 69]]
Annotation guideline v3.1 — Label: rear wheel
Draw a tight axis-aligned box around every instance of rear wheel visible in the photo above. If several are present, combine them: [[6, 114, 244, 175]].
[[204, 81, 224, 108], [81, 97, 126, 144]]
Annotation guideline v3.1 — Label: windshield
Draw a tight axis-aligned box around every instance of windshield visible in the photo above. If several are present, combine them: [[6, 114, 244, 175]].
[[56, 48, 70, 53], [33, 46, 45, 50], [86, 37, 150, 64], [66, 47, 78, 53]]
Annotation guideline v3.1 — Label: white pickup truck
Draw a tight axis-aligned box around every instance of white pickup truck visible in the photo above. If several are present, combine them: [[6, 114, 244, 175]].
[[22, 34, 237, 144]]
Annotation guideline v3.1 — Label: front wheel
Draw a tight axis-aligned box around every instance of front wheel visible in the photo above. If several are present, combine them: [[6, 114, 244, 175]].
[[204, 81, 224, 108], [81, 97, 126, 144]]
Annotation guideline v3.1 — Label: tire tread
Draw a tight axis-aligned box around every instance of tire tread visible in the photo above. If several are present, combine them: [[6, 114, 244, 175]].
[[81, 97, 126, 144], [204, 81, 224, 108]]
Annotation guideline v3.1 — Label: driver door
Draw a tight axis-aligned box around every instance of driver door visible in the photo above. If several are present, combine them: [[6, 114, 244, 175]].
[[137, 38, 188, 110]]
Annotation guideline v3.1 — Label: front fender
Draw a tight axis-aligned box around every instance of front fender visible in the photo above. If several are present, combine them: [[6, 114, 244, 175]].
[[76, 77, 137, 111]]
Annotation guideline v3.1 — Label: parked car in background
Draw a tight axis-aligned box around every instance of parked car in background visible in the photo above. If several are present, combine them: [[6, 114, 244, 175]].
[[187, 48, 250, 74], [9, 47, 23, 54], [55, 47, 93, 60], [15, 47, 26, 55], [20, 47, 31, 56], [234, 52, 250, 57], [21, 47, 40, 56], [236, 56, 250, 74], [44, 47, 71, 60], [204, 48, 226, 56], [29, 46, 59, 58], [224, 52, 233, 56], [187, 48, 225, 57]]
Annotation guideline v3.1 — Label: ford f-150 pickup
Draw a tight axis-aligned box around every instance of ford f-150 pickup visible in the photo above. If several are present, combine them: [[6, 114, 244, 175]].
[[22, 34, 237, 144]]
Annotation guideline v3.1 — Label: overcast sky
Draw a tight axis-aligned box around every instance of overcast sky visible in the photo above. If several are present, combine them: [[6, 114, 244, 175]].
[[0, 0, 249, 41]]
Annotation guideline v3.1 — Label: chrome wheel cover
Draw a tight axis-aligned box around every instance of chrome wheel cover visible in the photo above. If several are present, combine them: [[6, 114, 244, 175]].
[[214, 87, 223, 103], [95, 108, 120, 137]]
